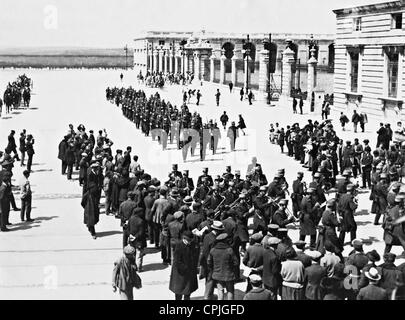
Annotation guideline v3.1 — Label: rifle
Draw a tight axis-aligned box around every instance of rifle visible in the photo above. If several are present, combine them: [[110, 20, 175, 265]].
[[213, 196, 227, 220]]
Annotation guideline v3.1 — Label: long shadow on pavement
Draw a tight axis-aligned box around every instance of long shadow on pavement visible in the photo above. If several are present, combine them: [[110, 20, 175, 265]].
[[141, 263, 169, 273], [96, 230, 122, 238]]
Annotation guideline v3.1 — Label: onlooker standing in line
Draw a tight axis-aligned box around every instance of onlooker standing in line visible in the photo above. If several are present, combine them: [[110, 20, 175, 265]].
[[20, 170, 33, 222]]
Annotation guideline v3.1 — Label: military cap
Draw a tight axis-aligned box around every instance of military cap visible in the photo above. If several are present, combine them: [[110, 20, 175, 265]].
[[203, 167, 209, 172], [172, 164, 178, 169], [123, 245, 135, 255], [346, 140, 351, 145], [216, 233, 228, 241], [226, 165, 231, 170], [268, 237, 281, 245]]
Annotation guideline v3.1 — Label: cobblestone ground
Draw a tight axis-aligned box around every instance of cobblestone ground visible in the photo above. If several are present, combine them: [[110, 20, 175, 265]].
[[0, 68, 403, 300]]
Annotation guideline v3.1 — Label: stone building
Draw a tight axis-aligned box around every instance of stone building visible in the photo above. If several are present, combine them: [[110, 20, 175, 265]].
[[333, 0, 405, 120], [133, 31, 335, 100]]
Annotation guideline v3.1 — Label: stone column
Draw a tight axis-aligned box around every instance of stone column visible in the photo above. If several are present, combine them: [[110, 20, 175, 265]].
[[259, 49, 269, 97], [153, 51, 159, 73], [174, 53, 179, 74], [281, 47, 296, 99], [244, 55, 251, 91], [200, 53, 208, 81], [149, 54, 153, 71], [168, 51, 173, 73], [158, 49, 164, 72], [210, 53, 215, 83], [307, 48, 318, 99], [231, 50, 238, 85], [194, 51, 201, 80], [219, 50, 226, 84]]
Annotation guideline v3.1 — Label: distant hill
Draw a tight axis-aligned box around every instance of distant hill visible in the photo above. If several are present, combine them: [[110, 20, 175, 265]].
[[0, 47, 134, 69]]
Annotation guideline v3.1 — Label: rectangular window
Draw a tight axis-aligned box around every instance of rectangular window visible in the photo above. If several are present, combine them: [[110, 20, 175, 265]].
[[392, 13, 403, 29], [350, 52, 359, 93], [353, 17, 362, 31], [388, 53, 399, 98]]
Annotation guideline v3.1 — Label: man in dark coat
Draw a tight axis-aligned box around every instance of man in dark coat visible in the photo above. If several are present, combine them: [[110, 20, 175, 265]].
[[207, 233, 239, 300], [378, 253, 404, 297], [119, 191, 138, 248], [197, 168, 213, 187], [0, 172, 12, 231], [321, 199, 343, 260], [243, 274, 273, 300], [65, 140, 76, 180], [169, 231, 199, 300], [185, 202, 205, 231], [144, 187, 156, 245], [357, 267, 388, 300], [299, 188, 320, 248], [199, 221, 224, 300], [128, 207, 146, 272], [6, 130, 20, 161], [262, 237, 282, 299], [81, 163, 101, 239], [337, 184, 358, 246], [304, 250, 327, 300], [291, 172, 305, 217]]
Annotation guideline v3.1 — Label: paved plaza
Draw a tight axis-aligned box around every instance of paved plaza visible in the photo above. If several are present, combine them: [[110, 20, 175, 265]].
[[0, 68, 403, 300]]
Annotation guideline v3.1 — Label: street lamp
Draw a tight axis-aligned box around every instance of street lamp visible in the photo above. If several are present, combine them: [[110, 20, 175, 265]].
[[124, 44, 129, 70], [242, 34, 251, 92], [180, 40, 187, 79], [262, 33, 273, 104]]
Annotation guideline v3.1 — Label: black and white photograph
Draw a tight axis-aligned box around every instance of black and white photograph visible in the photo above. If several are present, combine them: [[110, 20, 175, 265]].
[[1, 0, 405, 306]]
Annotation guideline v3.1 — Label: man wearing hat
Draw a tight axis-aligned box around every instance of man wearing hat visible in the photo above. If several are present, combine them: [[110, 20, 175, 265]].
[[243, 274, 273, 300], [252, 186, 272, 234], [118, 191, 138, 245], [128, 207, 146, 272], [267, 174, 286, 200], [204, 185, 224, 211], [193, 177, 210, 202], [360, 145, 373, 189], [233, 193, 250, 254], [150, 188, 171, 251], [169, 164, 182, 180], [321, 199, 344, 261], [309, 172, 327, 205], [294, 240, 312, 268], [272, 199, 295, 228], [178, 170, 194, 197], [357, 267, 388, 300], [337, 184, 358, 246], [6, 130, 20, 161], [276, 228, 293, 261], [304, 250, 326, 300], [58, 135, 69, 175], [227, 121, 239, 152], [207, 232, 239, 300], [112, 244, 140, 300], [359, 250, 381, 289], [232, 170, 244, 192], [262, 237, 282, 300], [345, 239, 369, 299], [336, 169, 352, 196], [185, 202, 204, 232], [168, 211, 185, 260], [200, 221, 224, 300], [197, 168, 213, 187], [378, 253, 403, 297], [222, 166, 234, 183], [169, 230, 199, 300], [144, 186, 157, 246], [280, 248, 305, 300], [291, 172, 305, 218], [299, 187, 320, 249], [374, 173, 389, 225], [251, 165, 268, 187]]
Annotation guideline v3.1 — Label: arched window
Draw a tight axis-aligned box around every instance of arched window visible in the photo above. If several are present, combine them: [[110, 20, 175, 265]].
[[328, 43, 335, 69], [222, 42, 235, 59]]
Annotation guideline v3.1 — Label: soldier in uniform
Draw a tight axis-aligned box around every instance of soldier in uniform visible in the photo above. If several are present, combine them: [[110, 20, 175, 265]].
[[222, 166, 234, 183], [252, 186, 275, 232], [291, 172, 305, 218], [320, 199, 344, 261], [203, 185, 224, 211], [272, 199, 295, 228], [193, 177, 211, 202], [197, 167, 214, 187], [337, 184, 358, 246], [299, 188, 320, 249], [374, 173, 389, 225], [178, 170, 194, 197]]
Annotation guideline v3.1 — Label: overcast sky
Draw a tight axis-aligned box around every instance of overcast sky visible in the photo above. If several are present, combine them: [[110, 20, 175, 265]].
[[0, 0, 385, 48]]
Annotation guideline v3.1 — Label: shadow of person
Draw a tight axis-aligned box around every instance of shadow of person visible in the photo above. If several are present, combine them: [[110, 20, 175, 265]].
[[96, 230, 123, 238], [141, 263, 170, 273]]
